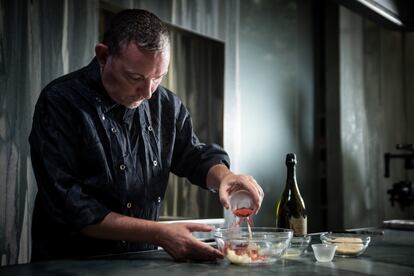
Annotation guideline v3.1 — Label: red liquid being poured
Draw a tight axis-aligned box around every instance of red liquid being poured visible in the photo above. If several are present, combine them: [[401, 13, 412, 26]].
[[233, 207, 254, 217], [230, 207, 256, 259]]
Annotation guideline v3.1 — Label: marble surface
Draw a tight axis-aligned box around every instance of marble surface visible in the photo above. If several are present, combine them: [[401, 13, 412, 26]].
[[0, 229, 413, 275]]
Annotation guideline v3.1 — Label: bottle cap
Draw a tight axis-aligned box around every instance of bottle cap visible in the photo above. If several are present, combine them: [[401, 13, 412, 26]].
[[286, 153, 297, 165]]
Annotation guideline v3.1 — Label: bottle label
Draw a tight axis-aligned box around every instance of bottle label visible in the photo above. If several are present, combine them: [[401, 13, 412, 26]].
[[289, 217, 307, 235]]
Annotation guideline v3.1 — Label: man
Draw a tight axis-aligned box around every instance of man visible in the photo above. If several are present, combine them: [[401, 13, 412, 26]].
[[29, 9, 263, 262]]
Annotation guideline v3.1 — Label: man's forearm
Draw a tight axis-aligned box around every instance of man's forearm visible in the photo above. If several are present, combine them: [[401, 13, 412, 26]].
[[81, 212, 162, 244], [81, 212, 223, 261]]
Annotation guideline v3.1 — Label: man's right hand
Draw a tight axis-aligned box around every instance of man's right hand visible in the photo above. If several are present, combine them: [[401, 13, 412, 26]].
[[154, 223, 223, 262], [82, 213, 222, 262]]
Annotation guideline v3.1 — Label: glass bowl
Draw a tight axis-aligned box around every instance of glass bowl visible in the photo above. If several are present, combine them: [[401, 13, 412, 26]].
[[285, 235, 311, 257], [213, 227, 293, 265], [320, 232, 371, 257]]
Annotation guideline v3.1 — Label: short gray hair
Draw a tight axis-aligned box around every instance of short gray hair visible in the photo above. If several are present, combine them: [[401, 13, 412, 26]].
[[102, 9, 170, 55]]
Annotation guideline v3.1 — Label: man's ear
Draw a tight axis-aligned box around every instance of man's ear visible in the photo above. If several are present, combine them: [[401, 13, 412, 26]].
[[95, 43, 109, 67]]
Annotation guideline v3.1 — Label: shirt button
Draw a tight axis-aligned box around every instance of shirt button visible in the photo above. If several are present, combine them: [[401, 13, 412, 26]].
[[119, 164, 126, 170], [148, 125, 153, 131], [126, 202, 132, 209], [111, 127, 117, 133], [101, 115, 106, 121], [157, 197, 161, 203], [153, 160, 158, 167]]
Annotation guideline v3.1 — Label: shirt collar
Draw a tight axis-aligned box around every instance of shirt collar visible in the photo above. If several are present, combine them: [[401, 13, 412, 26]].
[[85, 57, 119, 113], [84, 58, 150, 120]]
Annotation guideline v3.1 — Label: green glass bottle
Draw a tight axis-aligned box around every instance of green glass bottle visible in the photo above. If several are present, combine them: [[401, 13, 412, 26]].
[[276, 153, 307, 236]]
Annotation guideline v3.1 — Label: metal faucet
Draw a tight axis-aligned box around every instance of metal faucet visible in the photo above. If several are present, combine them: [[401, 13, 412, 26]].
[[384, 144, 414, 209]]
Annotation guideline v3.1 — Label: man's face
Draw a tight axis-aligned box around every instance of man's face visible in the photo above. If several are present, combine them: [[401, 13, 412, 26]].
[[100, 43, 170, 109]]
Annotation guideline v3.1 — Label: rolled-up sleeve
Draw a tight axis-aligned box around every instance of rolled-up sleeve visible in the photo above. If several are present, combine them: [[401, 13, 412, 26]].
[[170, 102, 230, 189], [29, 89, 110, 232]]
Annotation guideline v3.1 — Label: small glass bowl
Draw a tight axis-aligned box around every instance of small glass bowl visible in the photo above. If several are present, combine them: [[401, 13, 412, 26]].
[[312, 244, 337, 262], [284, 235, 311, 257], [320, 232, 371, 257]]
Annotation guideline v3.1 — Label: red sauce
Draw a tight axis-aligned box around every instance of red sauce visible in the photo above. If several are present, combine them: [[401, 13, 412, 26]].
[[233, 207, 254, 217]]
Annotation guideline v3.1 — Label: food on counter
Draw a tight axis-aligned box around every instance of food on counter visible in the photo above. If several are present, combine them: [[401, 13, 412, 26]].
[[320, 232, 371, 257], [226, 249, 254, 264], [284, 235, 311, 257], [330, 237, 364, 254], [225, 243, 268, 264], [285, 247, 304, 257]]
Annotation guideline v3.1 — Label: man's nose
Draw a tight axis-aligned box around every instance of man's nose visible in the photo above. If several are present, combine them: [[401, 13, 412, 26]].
[[140, 79, 153, 99]]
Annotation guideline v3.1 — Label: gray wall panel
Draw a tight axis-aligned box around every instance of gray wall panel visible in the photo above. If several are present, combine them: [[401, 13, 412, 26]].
[[339, 7, 414, 229], [238, 0, 316, 229]]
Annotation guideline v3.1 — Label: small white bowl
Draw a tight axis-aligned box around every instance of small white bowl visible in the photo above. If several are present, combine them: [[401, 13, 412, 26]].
[[312, 244, 336, 262]]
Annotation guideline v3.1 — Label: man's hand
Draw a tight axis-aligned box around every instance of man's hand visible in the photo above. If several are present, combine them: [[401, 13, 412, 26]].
[[155, 223, 223, 262], [206, 164, 264, 214], [219, 174, 264, 214], [81, 213, 222, 262]]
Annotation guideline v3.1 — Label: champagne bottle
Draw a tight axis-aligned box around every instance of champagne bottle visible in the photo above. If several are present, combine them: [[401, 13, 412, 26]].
[[276, 153, 307, 236]]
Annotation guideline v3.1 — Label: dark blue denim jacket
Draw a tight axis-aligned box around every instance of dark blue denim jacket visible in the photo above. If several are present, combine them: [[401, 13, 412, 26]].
[[29, 58, 229, 261]]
